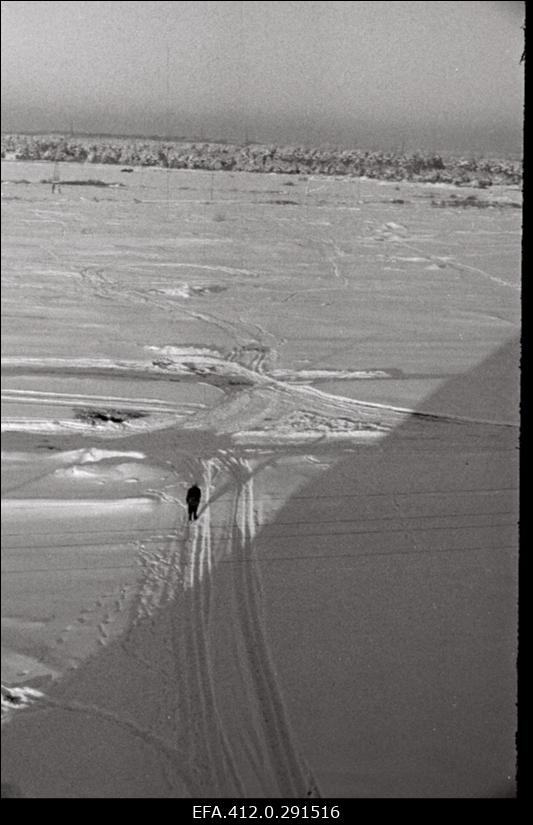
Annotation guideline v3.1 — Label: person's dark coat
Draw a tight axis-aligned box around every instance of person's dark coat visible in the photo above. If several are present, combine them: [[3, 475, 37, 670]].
[[186, 485, 201, 520], [186, 485, 201, 504]]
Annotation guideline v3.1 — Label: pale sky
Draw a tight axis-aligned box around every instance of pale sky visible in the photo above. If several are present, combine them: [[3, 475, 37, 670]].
[[0, 1, 525, 153]]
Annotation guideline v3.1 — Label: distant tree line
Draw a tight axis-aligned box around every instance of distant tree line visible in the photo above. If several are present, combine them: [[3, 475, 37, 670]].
[[0, 134, 522, 186]]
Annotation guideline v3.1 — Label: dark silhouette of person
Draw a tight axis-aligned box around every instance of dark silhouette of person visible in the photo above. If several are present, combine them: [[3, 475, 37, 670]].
[[186, 484, 201, 521]]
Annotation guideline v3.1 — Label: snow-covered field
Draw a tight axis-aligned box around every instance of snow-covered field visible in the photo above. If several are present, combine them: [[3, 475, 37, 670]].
[[1, 161, 520, 797]]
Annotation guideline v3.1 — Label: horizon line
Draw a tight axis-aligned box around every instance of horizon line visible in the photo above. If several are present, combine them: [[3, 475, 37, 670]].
[[0, 129, 524, 159]]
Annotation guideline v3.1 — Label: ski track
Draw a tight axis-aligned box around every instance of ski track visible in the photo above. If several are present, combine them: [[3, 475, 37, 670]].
[[380, 232, 520, 291], [237, 461, 318, 797], [77, 266, 263, 346]]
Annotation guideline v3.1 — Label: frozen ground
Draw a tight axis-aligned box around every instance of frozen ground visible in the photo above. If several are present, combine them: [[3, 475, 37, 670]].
[[1, 161, 520, 798]]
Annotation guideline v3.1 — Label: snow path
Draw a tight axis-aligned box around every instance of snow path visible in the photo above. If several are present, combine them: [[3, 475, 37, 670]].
[[2, 350, 517, 439], [1, 451, 320, 796], [10, 453, 320, 796]]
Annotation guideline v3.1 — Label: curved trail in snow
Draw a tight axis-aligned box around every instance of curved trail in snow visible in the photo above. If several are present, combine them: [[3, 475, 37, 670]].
[[2, 350, 516, 437]]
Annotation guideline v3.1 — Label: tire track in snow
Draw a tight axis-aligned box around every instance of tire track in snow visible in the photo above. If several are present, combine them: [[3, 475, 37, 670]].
[[228, 458, 321, 797], [127, 455, 244, 794], [370, 227, 520, 291], [216, 458, 278, 792], [78, 263, 271, 349], [21, 692, 196, 795], [183, 460, 246, 794]]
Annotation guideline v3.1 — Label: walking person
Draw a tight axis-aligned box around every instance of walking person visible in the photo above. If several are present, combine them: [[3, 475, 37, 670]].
[[186, 483, 201, 521]]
